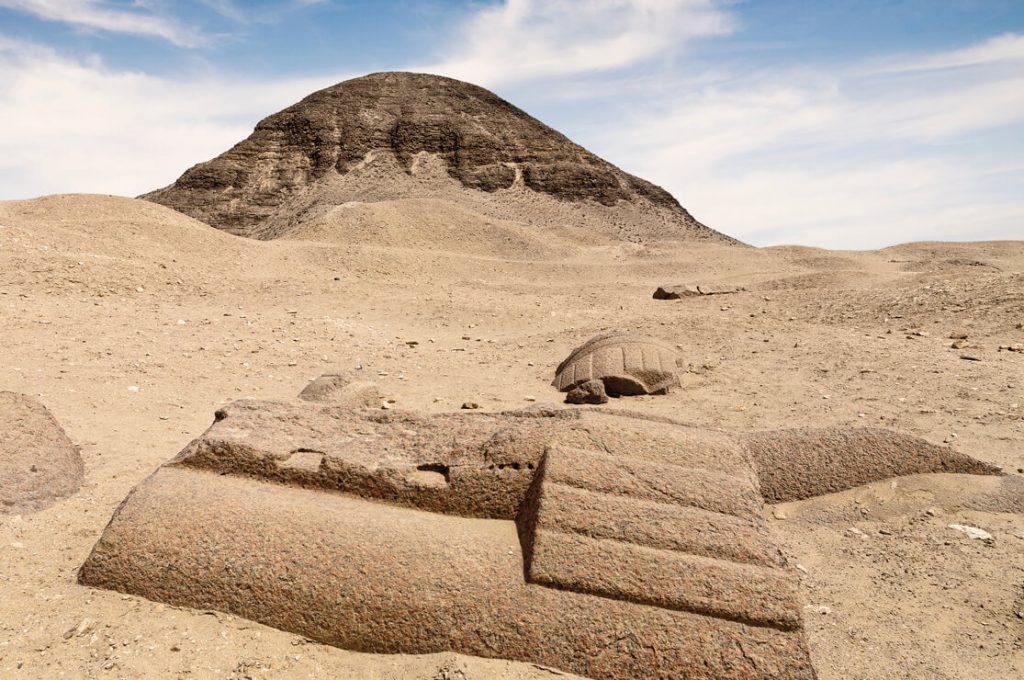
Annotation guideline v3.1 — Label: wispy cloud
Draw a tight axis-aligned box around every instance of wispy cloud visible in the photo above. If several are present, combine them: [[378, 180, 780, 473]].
[[421, 0, 735, 85], [194, 0, 328, 26], [588, 35, 1024, 247], [0, 0, 205, 47], [871, 32, 1024, 74]]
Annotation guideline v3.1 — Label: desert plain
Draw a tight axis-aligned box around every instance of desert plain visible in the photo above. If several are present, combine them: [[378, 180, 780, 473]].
[[1, 73, 1023, 680]]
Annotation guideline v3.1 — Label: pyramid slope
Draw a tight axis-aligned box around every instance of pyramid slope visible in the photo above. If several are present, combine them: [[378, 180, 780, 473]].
[[144, 72, 738, 244]]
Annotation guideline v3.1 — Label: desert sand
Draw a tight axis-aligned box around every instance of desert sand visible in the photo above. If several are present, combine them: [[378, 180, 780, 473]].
[[1, 189, 1022, 678]]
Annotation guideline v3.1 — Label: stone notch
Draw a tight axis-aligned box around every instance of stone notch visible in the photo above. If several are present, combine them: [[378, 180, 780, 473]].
[[79, 401, 1001, 679], [142, 72, 737, 243], [517, 445, 799, 630]]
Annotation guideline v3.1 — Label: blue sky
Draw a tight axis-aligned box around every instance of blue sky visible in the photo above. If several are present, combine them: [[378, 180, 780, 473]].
[[1, 1, 1022, 248]]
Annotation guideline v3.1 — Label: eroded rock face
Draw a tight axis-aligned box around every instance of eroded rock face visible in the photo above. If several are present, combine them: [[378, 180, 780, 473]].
[[553, 332, 681, 398], [143, 72, 735, 243], [1, 392, 83, 514]]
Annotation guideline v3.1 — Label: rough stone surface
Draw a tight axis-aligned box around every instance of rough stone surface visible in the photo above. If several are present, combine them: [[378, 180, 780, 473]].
[[552, 332, 681, 397], [142, 72, 736, 244], [1, 391, 83, 514], [298, 371, 380, 407], [564, 379, 608, 405], [79, 401, 1002, 679], [654, 284, 747, 299], [743, 427, 1002, 503]]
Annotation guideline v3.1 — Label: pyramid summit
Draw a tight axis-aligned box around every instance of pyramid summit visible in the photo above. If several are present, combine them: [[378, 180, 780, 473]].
[[144, 71, 737, 243]]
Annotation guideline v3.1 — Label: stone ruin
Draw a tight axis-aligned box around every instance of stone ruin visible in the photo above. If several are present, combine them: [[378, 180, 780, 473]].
[[78, 400, 1004, 679], [654, 284, 747, 299], [553, 332, 681, 403], [1, 391, 83, 514]]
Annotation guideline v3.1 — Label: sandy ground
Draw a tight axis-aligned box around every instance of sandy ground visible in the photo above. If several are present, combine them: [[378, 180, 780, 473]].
[[1, 193, 1022, 679]]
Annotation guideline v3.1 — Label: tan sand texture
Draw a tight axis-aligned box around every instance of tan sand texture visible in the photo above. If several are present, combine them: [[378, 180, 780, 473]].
[[1, 193, 1022, 677]]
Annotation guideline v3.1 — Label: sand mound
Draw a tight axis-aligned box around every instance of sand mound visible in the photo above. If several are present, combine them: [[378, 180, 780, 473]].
[[0, 194, 262, 295], [290, 197, 592, 259], [144, 72, 735, 244], [0, 392, 83, 514]]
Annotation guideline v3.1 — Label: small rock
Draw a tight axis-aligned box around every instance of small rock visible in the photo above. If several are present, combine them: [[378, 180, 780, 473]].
[[63, 618, 95, 640], [948, 524, 993, 541], [127, 385, 140, 393], [461, 401, 481, 410], [565, 379, 609, 405], [951, 339, 969, 349], [949, 332, 969, 340]]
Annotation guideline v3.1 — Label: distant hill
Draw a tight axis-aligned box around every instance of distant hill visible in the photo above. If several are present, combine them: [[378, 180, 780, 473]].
[[143, 72, 738, 244]]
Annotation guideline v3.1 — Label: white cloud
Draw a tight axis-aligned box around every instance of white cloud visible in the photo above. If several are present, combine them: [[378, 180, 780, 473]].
[[0, 0, 205, 47], [420, 0, 734, 85], [0, 37, 343, 199]]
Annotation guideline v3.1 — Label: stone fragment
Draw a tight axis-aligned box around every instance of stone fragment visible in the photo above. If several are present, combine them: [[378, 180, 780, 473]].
[[564, 379, 608, 405], [298, 371, 380, 408], [80, 401, 1003, 680], [1, 392, 83, 514], [948, 524, 993, 541], [653, 284, 746, 299], [552, 332, 680, 397]]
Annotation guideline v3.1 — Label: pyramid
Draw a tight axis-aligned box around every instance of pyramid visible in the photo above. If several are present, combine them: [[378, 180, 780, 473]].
[[144, 72, 738, 244]]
